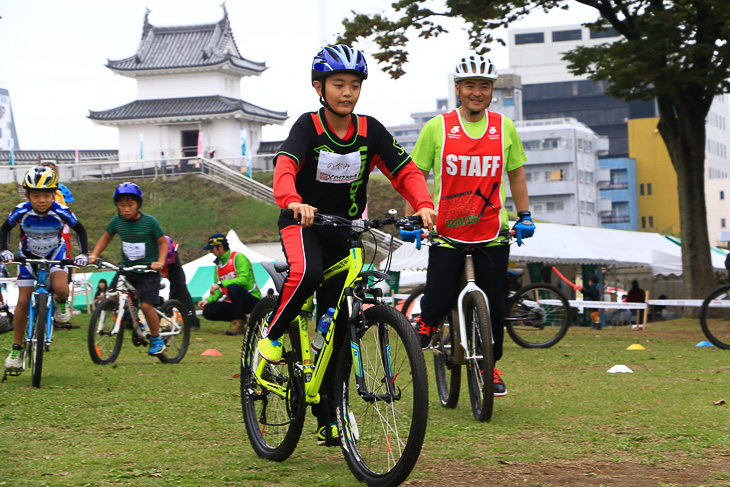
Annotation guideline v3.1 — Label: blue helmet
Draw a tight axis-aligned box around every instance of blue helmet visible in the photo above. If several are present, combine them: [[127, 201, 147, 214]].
[[311, 45, 368, 84], [113, 182, 143, 204]]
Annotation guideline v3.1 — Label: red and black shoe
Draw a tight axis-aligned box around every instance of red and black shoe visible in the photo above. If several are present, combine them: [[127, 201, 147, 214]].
[[493, 368, 508, 397], [415, 316, 436, 349]]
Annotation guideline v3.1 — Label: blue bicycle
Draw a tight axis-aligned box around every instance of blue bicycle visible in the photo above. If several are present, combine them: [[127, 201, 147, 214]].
[[2, 256, 76, 388]]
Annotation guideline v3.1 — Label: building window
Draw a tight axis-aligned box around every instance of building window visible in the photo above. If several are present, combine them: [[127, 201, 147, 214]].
[[552, 29, 582, 42], [722, 218, 727, 228], [649, 216, 654, 227], [721, 191, 725, 200], [556, 200, 564, 211], [641, 216, 646, 228], [549, 169, 564, 181], [640, 184, 644, 196], [515, 32, 545, 45], [647, 183, 652, 195], [590, 27, 618, 39]]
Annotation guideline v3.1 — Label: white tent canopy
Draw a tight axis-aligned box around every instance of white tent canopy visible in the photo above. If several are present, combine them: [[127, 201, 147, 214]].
[[382, 221, 729, 277], [182, 229, 271, 280]]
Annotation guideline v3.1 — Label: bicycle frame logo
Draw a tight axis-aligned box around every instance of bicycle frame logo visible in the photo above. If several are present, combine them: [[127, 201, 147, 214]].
[[256, 244, 367, 404], [29, 267, 53, 348]]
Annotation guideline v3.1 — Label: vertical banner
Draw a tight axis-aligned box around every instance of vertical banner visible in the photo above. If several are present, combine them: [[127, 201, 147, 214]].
[[139, 134, 144, 160], [74, 145, 79, 164], [8, 138, 14, 166], [241, 129, 253, 178], [197, 131, 203, 158]]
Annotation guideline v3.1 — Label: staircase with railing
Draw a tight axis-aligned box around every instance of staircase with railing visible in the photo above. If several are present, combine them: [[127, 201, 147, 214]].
[[4, 157, 405, 251], [196, 158, 403, 250]]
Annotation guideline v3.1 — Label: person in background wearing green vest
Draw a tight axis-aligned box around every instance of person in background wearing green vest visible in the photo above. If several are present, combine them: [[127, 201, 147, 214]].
[[197, 234, 261, 336]]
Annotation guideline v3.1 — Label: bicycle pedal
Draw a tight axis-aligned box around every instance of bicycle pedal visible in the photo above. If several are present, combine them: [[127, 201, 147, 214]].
[[3, 368, 22, 379]]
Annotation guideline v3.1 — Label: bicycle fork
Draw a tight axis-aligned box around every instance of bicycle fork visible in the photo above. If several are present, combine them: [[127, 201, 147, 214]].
[[347, 295, 400, 404], [455, 255, 491, 361]]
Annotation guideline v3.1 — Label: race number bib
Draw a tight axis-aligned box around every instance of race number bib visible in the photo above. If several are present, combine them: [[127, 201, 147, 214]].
[[122, 241, 146, 261], [316, 151, 361, 184], [27, 236, 59, 257]]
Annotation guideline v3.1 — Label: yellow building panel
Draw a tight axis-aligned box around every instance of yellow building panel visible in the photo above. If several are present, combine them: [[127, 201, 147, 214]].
[[628, 117, 680, 234]]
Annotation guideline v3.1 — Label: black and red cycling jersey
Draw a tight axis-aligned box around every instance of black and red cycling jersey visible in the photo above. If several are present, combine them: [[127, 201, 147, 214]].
[[273, 108, 433, 217]]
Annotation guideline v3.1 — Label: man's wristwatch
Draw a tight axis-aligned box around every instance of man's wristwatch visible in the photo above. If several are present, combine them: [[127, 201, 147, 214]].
[[517, 211, 531, 217]]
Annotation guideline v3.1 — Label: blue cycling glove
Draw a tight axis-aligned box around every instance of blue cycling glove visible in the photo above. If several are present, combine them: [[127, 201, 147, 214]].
[[399, 229, 423, 250], [512, 211, 535, 247]]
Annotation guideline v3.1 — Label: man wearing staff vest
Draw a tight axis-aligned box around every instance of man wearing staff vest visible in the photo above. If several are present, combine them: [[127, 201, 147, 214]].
[[197, 234, 261, 336], [405, 54, 534, 397]]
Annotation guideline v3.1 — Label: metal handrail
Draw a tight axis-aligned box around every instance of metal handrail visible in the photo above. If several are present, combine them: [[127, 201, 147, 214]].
[[196, 158, 403, 249]]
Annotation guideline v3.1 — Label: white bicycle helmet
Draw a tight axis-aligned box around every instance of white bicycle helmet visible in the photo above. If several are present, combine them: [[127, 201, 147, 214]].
[[454, 54, 498, 81]]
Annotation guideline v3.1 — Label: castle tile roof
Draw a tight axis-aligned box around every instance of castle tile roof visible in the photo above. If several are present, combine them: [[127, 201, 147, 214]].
[[0, 150, 118, 163], [106, 8, 265, 74], [88, 95, 287, 124]]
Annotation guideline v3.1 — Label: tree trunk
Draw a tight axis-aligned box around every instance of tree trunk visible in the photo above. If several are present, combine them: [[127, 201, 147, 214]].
[[656, 93, 715, 303]]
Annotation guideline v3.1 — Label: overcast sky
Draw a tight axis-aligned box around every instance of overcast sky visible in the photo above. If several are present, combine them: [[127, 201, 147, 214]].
[[0, 0, 595, 150]]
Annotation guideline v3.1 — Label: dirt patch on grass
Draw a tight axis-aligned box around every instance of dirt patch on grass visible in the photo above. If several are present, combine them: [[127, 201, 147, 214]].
[[406, 456, 730, 486]]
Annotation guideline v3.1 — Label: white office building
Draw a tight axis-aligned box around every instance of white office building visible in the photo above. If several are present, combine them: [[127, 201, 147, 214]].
[[505, 118, 610, 227]]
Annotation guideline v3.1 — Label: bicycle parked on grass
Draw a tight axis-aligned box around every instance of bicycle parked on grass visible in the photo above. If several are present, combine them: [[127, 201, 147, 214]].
[[87, 260, 190, 364], [699, 283, 730, 349], [2, 257, 76, 387], [240, 211, 428, 487], [400, 267, 571, 350]]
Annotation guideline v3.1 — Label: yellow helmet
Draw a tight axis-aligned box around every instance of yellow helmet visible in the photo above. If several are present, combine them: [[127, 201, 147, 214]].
[[23, 166, 59, 191]]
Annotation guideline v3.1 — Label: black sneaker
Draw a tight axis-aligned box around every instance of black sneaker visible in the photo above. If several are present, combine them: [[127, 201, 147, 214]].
[[415, 316, 435, 349], [493, 368, 508, 397]]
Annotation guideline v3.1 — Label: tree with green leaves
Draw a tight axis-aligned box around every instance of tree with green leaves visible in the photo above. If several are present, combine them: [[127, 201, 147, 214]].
[[339, 0, 730, 300]]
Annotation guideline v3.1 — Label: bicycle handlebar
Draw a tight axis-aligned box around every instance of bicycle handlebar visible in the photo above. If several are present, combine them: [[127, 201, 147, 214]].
[[10, 256, 77, 268], [281, 209, 423, 232], [425, 229, 514, 248], [93, 260, 157, 273]]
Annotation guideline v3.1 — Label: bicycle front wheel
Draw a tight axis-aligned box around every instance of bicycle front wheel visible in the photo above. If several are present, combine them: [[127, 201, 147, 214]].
[[157, 300, 191, 364], [505, 283, 570, 348], [240, 296, 305, 462], [433, 310, 461, 409], [699, 284, 730, 349], [87, 298, 124, 365], [335, 304, 428, 486], [30, 296, 47, 388], [465, 292, 494, 422]]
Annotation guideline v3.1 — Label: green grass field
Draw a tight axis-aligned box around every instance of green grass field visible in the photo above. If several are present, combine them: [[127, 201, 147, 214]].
[[1, 316, 729, 486]]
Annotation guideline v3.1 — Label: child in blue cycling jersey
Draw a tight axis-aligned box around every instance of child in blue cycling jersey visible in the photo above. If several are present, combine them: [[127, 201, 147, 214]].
[[1, 166, 90, 371], [88, 183, 169, 356]]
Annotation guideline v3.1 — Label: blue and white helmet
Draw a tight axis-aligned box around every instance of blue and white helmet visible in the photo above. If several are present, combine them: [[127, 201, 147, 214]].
[[311, 45, 368, 84]]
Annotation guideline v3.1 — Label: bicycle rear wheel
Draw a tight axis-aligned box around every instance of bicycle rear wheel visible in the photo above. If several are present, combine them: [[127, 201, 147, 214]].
[[464, 292, 493, 422], [400, 284, 425, 324], [433, 310, 461, 409], [157, 300, 191, 364], [240, 297, 305, 462], [30, 296, 47, 388], [699, 284, 730, 349], [505, 283, 570, 348], [87, 298, 124, 365], [335, 304, 428, 486]]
